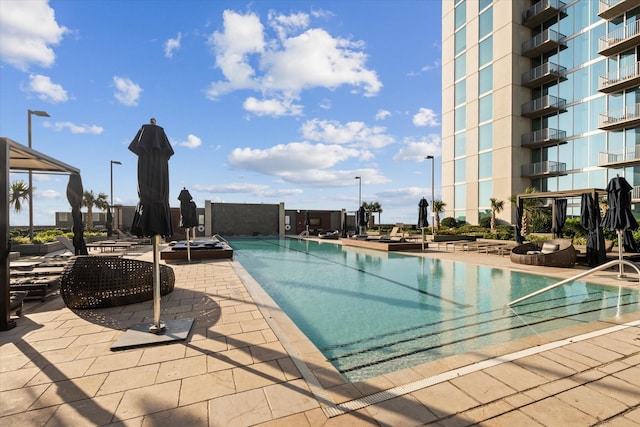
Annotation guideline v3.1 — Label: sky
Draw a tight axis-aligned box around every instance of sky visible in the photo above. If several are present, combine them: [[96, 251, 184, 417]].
[[1, 0, 443, 227]]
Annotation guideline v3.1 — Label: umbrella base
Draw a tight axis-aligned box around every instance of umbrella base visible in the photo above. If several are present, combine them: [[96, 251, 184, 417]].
[[110, 318, 194, 351]]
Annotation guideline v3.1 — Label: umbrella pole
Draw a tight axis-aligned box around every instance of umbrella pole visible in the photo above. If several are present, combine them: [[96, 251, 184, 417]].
[[150, 235, 166, 334], [618, 230, 625, 278], [186, 228, 191, 262], [422, 228, 425, 251]]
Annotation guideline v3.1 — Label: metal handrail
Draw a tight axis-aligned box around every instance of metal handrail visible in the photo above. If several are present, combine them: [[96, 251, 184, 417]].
[[213, 234, 230, 245], [507, 259, 640, 306]]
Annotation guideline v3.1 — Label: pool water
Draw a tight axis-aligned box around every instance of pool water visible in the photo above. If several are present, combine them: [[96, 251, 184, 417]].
[[229, 237, 640, 382]]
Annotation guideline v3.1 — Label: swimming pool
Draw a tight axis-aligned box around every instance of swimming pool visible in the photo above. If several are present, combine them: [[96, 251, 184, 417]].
[[229, 237, 640, 382]]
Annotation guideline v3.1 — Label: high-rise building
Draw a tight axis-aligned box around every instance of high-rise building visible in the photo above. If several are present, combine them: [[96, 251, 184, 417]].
[[442, 0, 640, 225]]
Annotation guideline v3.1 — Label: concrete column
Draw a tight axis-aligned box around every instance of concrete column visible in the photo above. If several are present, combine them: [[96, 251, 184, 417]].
[[279, 202, 285, 236], [205, 200, 212, 237]]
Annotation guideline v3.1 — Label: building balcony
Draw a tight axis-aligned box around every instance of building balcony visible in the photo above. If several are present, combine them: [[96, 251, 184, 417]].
[[522, 62, 567, 88], [522, 29, 567, 58], [598, 21, 640, 56], [522, 95, 567, 118], [598, 147, 640, 167], [598, 0, 640, 21], [522, 0, 567, 28], [521, 161, 567, 178], [598, 103, 640, 130], [598, 62, 640, 93], [633, 185, 640, 202], [521, 128, 567, 148]]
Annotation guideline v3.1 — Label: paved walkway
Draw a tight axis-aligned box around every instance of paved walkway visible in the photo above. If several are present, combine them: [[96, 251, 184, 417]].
[[1, 241, 639, 426]]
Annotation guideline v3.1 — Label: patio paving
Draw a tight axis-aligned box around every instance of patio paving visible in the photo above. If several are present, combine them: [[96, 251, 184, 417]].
[[1, 241, 639, 426]]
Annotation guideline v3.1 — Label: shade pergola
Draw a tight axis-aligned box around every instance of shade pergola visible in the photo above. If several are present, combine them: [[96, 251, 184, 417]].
[[1, 137, 80, 331]]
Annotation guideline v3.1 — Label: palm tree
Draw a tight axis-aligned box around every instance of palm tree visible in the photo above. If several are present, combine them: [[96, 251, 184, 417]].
[[83, 190, 109, 231], [432, 200, 446, 231], [9, 180, 31, 213], [509, 187, 542, 237], [490, 198, 504, 232]]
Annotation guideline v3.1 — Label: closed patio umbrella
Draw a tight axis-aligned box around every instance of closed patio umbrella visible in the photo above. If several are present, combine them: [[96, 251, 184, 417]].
[[580, 193, 606, 267], [178, 187, 198, 261], [304, 210, 310, 235], [129, 118, 174, 333], [66, 173, 88, 255], [418, 197, 429, 251], [358, 206, 366, 235], [552, 198, 567, 239], [602, 176, 638, 277], [106, 207, 113, 238]]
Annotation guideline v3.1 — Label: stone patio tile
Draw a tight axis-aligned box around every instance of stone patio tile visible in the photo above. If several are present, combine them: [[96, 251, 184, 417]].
[[562, 341, 624, 364], [207, 348, 254, 373], [277, 357, 301, 381], [68, 330, 120, 347], [228, 330, 267, 348], [250, 341, 287, 363], [139, 401, 208, 427], [27, 357, 95, 386], [98, 364, 159, 395], [207, 322, 243, 338], [185, 335, 227, 356], [208, 388, 272, 427], [323, 382, 363, 404], [45, 392, 123, 427], [32, 373, 108, 409], [556, 381, 629, 421], [179, 370, 236, 406], [411, 382, 479, 419], [233, 360, 288, 392], [222, 311, 255, 324], [483, 361, 548, 391], [155, 355, 207, 383], [458, 399, 516, 425], [590, 334, 640, 356], [612, 363, 640, 385], [23, 328, 71, 342], [586, 375, 640, 406], [304, 407, 379, 426], [0, 384, 49, 417], [240, 318, 269, 333], [84, 350, 144, 376], [138, 342, 187, 365], [514, 354, 577, 381], [254, 412, 311, 427], [450, 371, 517, 404], [542, 347, 600, 371], [365, 394, 437, 427], [519, 396, 597, 426], [114, 380, 181, 420], [0, 366, 40, 391], [480, 409, 543, 426], [263, 379, 320, 419], [0, 406, 57, 427], [0, 349, 31, 372], [28, 336, 77, 353]]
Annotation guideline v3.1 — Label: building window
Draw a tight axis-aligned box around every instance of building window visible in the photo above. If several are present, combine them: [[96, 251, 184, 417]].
[[479, 123, 493, 151], [479, 36, 492, 67], [455, 184, 467, 210], [455, 106, 466, 132], [455, 79, 466, 106], [479, 65, 492, 95], [455, 1, 466, 30], [479, 0, 492, 12], [478, 180, 493, 209], [479, 7, 492, 39], [455, 53, 466, 81], [455, 158, 466, 183], [455, 27, 466, 55], [479, 94, 492, 123], [479, 152, 493, 179], [455, 132, 466, 157]]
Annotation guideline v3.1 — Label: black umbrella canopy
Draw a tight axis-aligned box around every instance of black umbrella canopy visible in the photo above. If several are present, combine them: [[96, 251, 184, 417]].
[[66, 173, 88, 255], [106, 207, 113, 238], [304, 210, 310, 227], [602, 176, 638, 232], [552, 199, 567, 238], [418, 197, 429, 229], [129, 119, 174, 238], [358, 206, 367, 227], [177, 187, 198, 229], [580, 193, 606, 267]]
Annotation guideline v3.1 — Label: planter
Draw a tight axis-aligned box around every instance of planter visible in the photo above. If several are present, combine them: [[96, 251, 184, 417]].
[[433, 235, 477, 242], [12, 241, 64, 255]]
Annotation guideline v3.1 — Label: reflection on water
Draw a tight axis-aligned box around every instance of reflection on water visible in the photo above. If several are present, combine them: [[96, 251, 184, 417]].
[[230, 237, 640, 382]]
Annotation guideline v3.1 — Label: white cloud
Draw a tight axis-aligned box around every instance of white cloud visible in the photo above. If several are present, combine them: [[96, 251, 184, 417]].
[[177, 134, 201, 149], [192, 182, 304, 198], [300, 118, 394, 149], [413, 107, 439, 127], [375, 109, 391, 121], [164, 32, 182, 58], [26, 74, 68, 102], [35, 189, 61, 199], [392, 135, 441, 162], [205, 10, 382, 117], [113, 76, 142, 106], [44, 121, 103, 134], [243, 96, 303, 117], [0, 0, 69, 70]]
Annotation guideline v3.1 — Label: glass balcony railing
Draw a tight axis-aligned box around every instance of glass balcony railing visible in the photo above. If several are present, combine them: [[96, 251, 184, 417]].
[[522, 62, 567, 87], [598, 0, 640, 20], [598, 20, 640, 56], [522, 29, 567, 58], [598, 146, 640, 166], [522, 95, 567, 118], [521, 128, 567, 148], [598, 103, 640, 130], [598, 62, 640, 93], [521, 161, 567, 177], [522, 0, 566, 28]]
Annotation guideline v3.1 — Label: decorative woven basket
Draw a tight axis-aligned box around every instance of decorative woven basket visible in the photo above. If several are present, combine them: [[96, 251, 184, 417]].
[[510, 238, 576, 268], [60, 256, 175, 309]]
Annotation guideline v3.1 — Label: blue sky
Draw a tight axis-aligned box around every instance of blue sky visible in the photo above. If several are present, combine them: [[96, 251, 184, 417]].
[[1, 0, 443, 227]]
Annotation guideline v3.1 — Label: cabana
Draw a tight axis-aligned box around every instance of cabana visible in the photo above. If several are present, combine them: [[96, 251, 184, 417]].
[[1, 137, 80, 331]]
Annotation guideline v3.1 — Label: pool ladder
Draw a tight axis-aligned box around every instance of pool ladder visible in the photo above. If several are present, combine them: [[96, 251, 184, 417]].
[[507, 259, 640, 307]]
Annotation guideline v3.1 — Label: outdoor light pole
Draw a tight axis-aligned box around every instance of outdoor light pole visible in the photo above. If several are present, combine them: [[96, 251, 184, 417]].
[[355, 176, 362, 234], [426, 155, 435, 237], [27, 109, 50, 241], [110, 160, 122, 228]]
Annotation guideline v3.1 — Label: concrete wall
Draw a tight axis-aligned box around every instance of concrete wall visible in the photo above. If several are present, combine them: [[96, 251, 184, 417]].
[[211, 203, 281, 236]]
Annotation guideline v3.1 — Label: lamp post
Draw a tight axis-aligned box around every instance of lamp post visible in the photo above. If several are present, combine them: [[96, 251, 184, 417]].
[[27, 109, 50, 241], [355, 176, 362, 234], [425, 155, 434, 237], [110, 160, 122, 229]]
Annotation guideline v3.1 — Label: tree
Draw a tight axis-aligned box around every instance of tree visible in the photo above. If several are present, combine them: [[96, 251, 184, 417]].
[[83, 190, 108, 231], [9, 180, 31, 213], [509, 187, 543, 237], [362, 201, 382, 227], [432, 200, 446, 231], [490, 198, 504, 232]]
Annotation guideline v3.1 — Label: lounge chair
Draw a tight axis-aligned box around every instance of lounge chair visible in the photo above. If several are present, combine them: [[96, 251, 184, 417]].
[[56, 236, 76, 253], [510, 238, 576, 268]]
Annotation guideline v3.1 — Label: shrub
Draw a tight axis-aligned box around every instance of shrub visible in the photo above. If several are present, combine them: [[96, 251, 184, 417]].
[[440, 217, 458, 228], [479, 216, 492, 228], [561, 218, 586, 239], [530, 215, 551, 233]]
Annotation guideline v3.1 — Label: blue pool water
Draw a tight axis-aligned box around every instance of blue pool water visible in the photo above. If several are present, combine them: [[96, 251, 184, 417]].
[[229, 237, 640, 382]]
